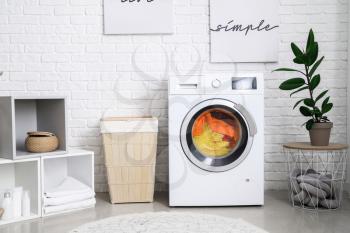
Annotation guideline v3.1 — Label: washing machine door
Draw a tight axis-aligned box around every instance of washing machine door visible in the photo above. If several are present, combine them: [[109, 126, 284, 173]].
[[180, 98, 257, 172]]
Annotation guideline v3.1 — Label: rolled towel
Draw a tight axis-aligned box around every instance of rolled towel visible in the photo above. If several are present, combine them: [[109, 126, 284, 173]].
[[299, 183, 327, 199], [290, 168, 304, 178], [297, 175, 331, 197], [290, 168, 303, 194], [320, 199, 339, 209], [292, 190, 307, 204], [307, 173, 332, 186], [303, 195, 311, 206], [306, 168, 317, 175], [329, 183, 338, 199], [290, 177, 301, 194], [306, 196, 319, 208]]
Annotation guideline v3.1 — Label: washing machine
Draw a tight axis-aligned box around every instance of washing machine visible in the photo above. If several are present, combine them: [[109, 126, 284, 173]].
[[168, 73, 264, 206]]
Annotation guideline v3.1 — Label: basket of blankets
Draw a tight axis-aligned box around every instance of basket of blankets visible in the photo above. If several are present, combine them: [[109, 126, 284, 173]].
[[289, 168, 342, 210], [284, 142, 347, 210]]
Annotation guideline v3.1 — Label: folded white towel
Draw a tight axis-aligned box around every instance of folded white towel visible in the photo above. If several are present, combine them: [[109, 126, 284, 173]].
[[45, 177, 91, 198], [44, 198, 96, 214], [44, 190, 95, 206]]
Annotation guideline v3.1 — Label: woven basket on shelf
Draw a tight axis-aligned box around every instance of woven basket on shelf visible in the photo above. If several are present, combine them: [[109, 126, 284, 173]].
[[25, 131, 59, 153]]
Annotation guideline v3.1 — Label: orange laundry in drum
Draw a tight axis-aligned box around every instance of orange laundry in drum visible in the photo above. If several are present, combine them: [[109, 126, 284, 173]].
[[192, 111, 240, 158], [192, 112, 236, 138]]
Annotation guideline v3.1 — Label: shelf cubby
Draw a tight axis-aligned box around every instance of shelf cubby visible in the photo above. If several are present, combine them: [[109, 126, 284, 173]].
[[0, 158, 41, 225], [41, 150, 95, 216], [0, 96, 67, 160]]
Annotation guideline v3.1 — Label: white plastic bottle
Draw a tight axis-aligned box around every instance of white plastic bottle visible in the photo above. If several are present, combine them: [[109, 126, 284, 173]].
[[22, 190, 31, 217], [12, 187, 22, 218], [1, 192, 13, 221]]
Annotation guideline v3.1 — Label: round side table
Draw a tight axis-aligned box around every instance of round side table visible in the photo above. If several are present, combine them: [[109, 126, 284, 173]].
[[283, 142, 348, 210]]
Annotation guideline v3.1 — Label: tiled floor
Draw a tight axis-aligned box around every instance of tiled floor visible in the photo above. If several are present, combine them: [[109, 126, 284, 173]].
[[0, 191, 349, 233]]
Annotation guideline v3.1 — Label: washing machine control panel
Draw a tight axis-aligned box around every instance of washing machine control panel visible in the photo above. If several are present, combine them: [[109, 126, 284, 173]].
[[170, 73, 262, 95], [204, 75, 260, 94]]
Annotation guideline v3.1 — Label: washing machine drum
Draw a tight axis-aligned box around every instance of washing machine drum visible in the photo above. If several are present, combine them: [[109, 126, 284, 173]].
[[180, 99, 257, 172]]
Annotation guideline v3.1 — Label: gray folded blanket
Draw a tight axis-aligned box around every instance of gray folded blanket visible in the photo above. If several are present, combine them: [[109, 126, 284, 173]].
[[297, 175, 331, 197], [289, 168, 338, 209]]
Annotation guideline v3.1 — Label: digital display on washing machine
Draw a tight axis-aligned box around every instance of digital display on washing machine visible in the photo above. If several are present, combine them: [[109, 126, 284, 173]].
[[232, 77, 257, 90]]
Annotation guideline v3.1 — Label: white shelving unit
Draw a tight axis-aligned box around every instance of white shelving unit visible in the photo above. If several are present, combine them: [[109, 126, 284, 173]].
[[0, 95, 95, 225], [41, 150, 95, 217], [0, 150, 95, 225], [0, 158, 41, 226], [0, 96, 67, 160]]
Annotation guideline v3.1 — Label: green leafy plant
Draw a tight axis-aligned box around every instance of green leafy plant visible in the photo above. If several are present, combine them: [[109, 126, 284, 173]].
[[273, 29, 333, 130]]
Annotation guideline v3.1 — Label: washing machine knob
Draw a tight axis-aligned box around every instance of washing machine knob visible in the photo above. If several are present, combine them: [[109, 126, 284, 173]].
[[212, 79, 222, 88]]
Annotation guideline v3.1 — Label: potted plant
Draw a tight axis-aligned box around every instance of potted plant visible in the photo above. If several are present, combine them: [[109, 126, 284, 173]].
[[273, 29, 333, 146]]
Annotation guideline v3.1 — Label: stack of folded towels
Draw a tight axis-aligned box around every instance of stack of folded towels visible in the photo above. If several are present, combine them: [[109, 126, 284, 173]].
[[44, 176, 96, 214]]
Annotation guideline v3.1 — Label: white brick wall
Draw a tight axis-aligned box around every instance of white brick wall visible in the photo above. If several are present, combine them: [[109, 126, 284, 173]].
[[0, 0, 348, 191]]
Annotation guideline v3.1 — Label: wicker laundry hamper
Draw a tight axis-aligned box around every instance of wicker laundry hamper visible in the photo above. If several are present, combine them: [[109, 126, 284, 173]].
[[101, 117, 158, 204]]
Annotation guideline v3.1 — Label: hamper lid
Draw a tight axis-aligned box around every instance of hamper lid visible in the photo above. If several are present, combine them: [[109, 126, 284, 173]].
[[100, 116, 158, 133]]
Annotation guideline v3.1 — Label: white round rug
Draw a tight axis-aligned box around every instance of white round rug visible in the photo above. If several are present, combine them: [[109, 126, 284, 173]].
[[69, 212, 268, 233]]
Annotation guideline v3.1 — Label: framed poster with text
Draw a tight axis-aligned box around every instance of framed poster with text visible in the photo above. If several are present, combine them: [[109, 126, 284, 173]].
[[104, 0, 173, 35], [210, 0, 279, 63]]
